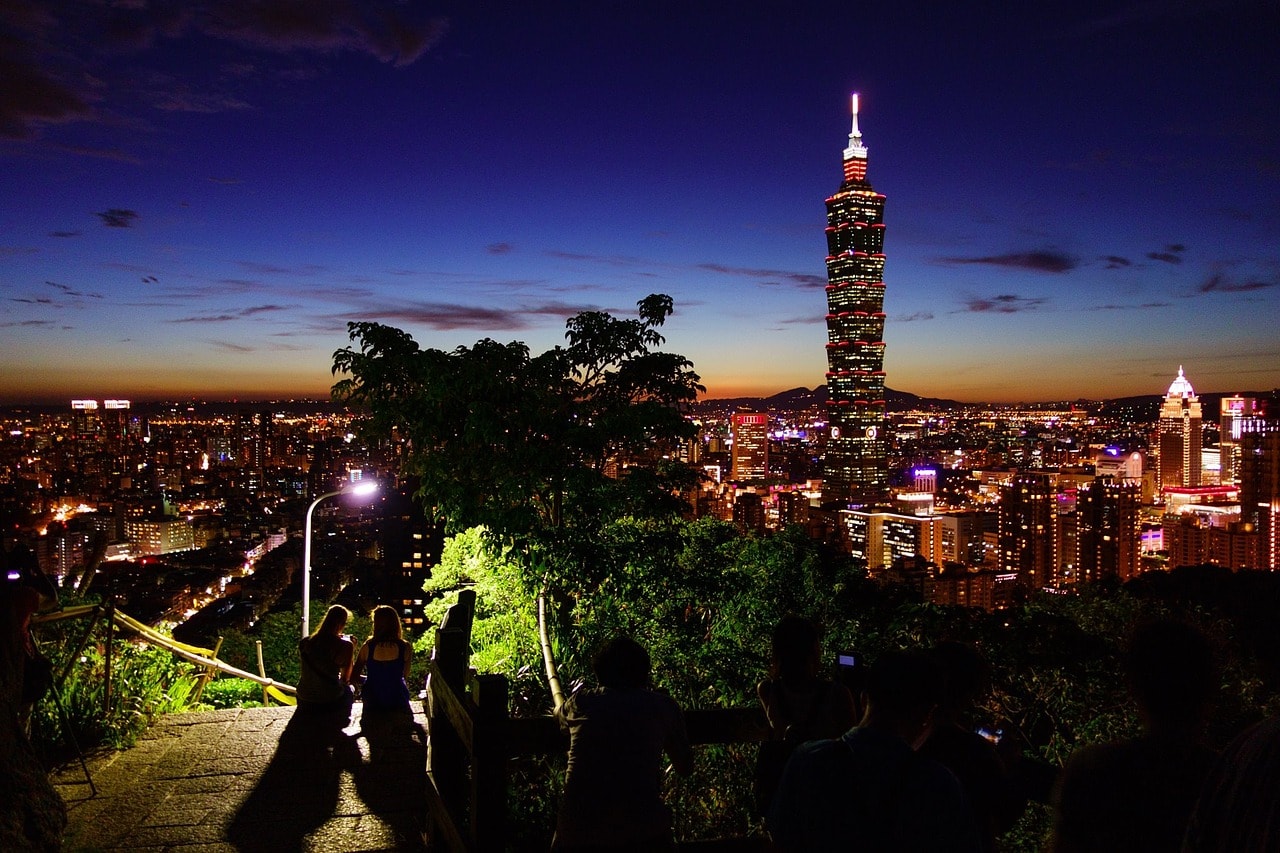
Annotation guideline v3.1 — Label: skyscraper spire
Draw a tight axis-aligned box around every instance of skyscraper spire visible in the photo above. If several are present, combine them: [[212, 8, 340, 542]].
[[843, 92, 868, 162]]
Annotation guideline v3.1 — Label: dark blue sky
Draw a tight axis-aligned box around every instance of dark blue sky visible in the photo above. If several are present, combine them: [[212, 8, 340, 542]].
[[2, 1, 1277, 403]]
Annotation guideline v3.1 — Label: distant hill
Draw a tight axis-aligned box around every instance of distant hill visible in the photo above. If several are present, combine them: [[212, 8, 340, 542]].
[[697, 387, 1278, 416], [693, 386, 963, 413]]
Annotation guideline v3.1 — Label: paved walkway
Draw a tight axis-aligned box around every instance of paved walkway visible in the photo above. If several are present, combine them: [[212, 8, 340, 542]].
[[54, 704, 430, 853]]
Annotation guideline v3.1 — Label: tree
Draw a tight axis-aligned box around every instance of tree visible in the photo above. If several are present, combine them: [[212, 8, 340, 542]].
[[331, 294, 704, 585]]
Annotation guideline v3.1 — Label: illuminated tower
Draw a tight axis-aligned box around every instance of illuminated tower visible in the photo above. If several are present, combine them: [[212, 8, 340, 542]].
[[1157, 367, 1202, 493], [730, 410, 769, 481], [822, 93, 888, 505]]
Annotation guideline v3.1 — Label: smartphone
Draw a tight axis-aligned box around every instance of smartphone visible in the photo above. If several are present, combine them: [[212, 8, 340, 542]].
[[976, 726, 1004, 745], [837, 653, 859, 668]]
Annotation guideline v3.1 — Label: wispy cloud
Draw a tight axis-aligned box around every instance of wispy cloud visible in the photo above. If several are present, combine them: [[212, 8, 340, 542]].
[[1197, 274, 1276, 294], [0, 319, 57, 328], [895, 311, 936, 322], [49, 230, 82, 238], [237, 261, 327, 276], [959, 294, 1047, 313], [207, 340, 256, 353], [1147, 243, 1185, 265], [936, 251, 1078, 273], [697, 263, 826, 288], [487, 242, 514, 255], [1102, 255, 1132, 269], [96, 208, 139, 228], [1090, 302, 1172, 311]]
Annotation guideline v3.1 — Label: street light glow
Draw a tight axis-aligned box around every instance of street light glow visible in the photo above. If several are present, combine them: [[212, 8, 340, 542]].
[[301, 480, 380, 638]]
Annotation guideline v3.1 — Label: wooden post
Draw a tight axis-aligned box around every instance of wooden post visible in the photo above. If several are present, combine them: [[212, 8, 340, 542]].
[[256, 640, 268, 705], [103, 601, 114, 719], [472, 673, 509, 852], [191, 636, 223, 705], [427, 590, 476, 841]]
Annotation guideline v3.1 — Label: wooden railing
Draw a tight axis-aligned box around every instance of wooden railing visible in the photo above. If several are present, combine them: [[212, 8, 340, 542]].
[[422, 591, 773, 852]]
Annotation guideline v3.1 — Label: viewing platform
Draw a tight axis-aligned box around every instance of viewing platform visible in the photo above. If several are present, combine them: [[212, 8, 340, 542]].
[[55, 704, 430, 852]]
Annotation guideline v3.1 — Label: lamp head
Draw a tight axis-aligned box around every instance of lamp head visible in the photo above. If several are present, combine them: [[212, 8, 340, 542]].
[[347, 481, 378, 497]]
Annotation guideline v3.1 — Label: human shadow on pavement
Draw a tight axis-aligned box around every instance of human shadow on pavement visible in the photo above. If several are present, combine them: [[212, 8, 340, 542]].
[[226, 705, 359, 853], [351, 707, 430, 851]]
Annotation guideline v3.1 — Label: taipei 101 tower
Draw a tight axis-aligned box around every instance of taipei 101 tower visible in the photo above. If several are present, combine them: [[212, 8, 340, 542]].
[[822, 94, 889, 506]]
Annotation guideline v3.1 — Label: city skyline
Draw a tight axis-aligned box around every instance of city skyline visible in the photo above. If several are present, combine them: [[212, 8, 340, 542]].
[[2, 3, 1278, 405]]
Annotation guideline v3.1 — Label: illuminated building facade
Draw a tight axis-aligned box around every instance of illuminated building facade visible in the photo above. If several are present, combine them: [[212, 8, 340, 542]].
[[1076, 476, 1141, 583], [998, 473, 1056, 591], [730, 411, 769, 481], [822, 94, 888, 505], [1237, 401, 1280, 571], [1220, 395, 1262, 485], [840, 508, 942, 570], [1157, 367, 1202, 492]]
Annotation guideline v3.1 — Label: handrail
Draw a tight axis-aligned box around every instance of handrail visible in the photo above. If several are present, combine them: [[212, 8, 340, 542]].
[[31, 604, 297, 697]]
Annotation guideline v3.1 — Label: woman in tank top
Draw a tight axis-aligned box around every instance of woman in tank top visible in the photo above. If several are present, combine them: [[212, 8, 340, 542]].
[[352, 605, 412, 714]]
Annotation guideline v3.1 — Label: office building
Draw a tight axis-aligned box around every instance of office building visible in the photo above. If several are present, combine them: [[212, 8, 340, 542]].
[[730, 411, 769, 481], [998, 473, 1056, 591], [822, 94, 889, 505], [1157, 367, 1202, 492], [1076, 476, 1141, 583], [1219, 396, 1262, 485]]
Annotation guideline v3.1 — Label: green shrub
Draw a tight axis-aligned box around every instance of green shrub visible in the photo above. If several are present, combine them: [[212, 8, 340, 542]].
[[201, 677, 266, 709]]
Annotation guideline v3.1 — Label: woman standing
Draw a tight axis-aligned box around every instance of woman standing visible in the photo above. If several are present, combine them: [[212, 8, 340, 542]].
[[296, 604, 356, 717], [352, 605, 412, 714]]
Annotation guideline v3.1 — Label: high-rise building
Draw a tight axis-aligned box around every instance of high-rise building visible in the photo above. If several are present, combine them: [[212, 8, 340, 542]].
[[998, 473, 1056, 591], [821, 94, 888, 506], [1076, 476, 1141, 583], [730, 411, 769, 481], [1220, 395, 1262, 485], [1157, 367, 1202, 493], [1237, 396, 1280, 571]]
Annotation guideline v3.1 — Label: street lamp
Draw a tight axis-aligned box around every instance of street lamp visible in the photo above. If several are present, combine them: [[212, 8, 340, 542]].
[[302, 480, 379, 638]]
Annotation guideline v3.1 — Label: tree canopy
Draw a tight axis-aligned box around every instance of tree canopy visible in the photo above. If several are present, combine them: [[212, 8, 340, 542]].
[[331, 294, 704, 573]]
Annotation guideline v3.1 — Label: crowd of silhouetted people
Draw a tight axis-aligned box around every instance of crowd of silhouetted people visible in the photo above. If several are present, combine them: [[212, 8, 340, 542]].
[[548, 616, 1280, 852]]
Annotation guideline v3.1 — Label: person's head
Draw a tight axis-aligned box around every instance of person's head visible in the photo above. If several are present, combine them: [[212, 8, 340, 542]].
[[1125, 619, 1215, 733], [592, 635, 651, 689], [930, 640, 992, 723], [313, 604, 349, 639], [770, 614, 823, 683], [370, 604, 403, 643], [863, 650, 944, 748]]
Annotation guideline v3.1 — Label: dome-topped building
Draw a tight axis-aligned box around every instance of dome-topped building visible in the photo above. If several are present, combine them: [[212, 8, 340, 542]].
[[1158, 366, 1202, 492], [1167, 365, 1195, 399]]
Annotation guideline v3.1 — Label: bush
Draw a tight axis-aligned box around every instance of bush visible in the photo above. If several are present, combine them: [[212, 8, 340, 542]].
[[201, 677, 266, 709]]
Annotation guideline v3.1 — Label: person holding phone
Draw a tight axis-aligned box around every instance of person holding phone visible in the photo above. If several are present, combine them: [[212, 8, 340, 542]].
[[296, 604, 356, 720]]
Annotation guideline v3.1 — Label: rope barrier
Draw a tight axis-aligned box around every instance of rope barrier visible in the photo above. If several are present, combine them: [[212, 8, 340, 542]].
[[32, 604, 298, 700]]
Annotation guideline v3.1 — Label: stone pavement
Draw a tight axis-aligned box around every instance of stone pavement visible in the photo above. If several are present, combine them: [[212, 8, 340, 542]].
[[54, 703, 430, 853]]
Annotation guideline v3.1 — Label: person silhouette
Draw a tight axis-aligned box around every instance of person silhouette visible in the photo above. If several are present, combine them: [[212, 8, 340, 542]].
[[296, 604, 355, 722], [767, 649, 981, 852], [1051, 619, 1218, 852], [552, 635, 694, 852]]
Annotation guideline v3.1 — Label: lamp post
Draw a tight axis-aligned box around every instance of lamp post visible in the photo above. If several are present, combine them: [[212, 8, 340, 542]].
[[302, 480, 378, 638]]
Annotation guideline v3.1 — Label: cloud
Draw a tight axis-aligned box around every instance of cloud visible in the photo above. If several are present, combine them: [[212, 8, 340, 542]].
[[0, 52, 92, 139], [1090, 302, 1172, 311], [47, 144, 144, 164], [49, 230, 81, 238], [203, 2, 449, 67], [1, 2, 447, 139], [208, 177, 243, 185], [697, 262, 827, 288], [355, 303, 526, 331], [239, 303, 292, 316], [1198, 274, 1277, 294], [936, 251, 1078, 273], [1102, 255, 1132, 269], [11, 297, 54, 305], [96, 208, 139, 228], [207, 340, 256, 352], [487, 242, 514, 255], [959, 294, 1047, 313], [173, 314, 239, 323], [895, 311, 935, 322], [0, 319, 56, 328]]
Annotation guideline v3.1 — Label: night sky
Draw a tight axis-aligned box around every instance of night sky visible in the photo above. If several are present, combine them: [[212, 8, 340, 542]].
[[2, 2, 1277, 405]]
